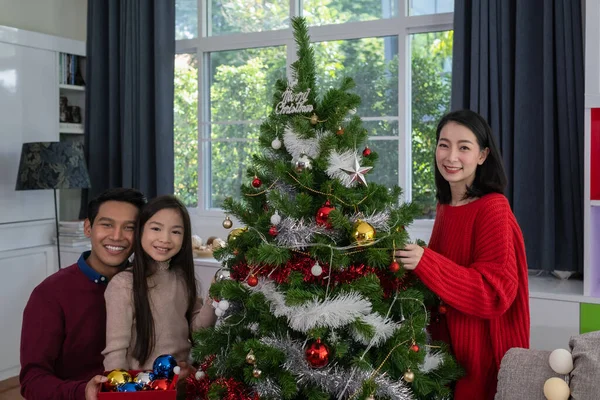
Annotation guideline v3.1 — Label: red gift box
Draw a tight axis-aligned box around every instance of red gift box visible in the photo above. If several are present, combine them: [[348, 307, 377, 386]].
[[98, 370, 178, 399]]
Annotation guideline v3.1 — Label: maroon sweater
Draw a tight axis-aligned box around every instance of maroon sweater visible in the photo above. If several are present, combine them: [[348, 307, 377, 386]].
[[20, 253, 108, 399]]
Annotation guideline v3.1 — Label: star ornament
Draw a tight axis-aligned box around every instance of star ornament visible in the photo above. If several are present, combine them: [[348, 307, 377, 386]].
[[340, 156, 373, 186]]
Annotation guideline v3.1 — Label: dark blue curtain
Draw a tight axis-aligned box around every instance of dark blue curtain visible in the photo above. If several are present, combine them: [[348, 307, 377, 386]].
[[452, 0, 584, 272], [80, 0, 175, 215]]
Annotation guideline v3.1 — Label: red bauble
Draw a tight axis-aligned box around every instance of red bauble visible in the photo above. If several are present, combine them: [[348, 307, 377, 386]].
[[410, 344, 420, 352], [438, 304, 447, 314], [315, 200, 335, 228], [251, 177, 262, 188], [336, 127, 344, 135], [389, 260, 401, 273], [247, 275, 258, 287], [269, 226, 278, 236], [148, 378, 171, 390], [362, 147, 371, 156], [305, 339, 330, 368]]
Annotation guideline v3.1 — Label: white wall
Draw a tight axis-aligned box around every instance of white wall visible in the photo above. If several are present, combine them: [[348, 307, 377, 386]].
[[0, 0, 87, 42]]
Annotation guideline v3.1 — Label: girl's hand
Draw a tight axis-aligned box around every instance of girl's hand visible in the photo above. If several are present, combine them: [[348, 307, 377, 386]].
[[394, 244, 424, 270]]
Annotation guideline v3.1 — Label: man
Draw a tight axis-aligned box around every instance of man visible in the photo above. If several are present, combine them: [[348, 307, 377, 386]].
[[20, 188, 146, 399]]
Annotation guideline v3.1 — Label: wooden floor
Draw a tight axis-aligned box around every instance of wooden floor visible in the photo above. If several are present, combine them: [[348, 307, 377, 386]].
[[0, 377, 22, 400]]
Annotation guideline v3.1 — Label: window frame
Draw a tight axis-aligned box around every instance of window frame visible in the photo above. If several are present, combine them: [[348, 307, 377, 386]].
[[175, 0, 453, 235]]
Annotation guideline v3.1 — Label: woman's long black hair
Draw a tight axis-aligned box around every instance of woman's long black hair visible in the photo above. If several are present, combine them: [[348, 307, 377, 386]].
[[434, 109, 508, 204], [130, 195, 196, 365]]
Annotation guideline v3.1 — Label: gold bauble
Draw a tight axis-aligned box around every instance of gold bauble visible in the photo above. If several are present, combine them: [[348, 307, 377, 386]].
[[222, 215, 233, 229], [352, 220, 375, 244], [252, 368, 262, 378], [104, 369, 132, 391], [366, 396, 375, 400], [246, 353, 256, 365], [403, 370, 415, 383], [310, 113, 318, 125], [227, 227, 246, 243]]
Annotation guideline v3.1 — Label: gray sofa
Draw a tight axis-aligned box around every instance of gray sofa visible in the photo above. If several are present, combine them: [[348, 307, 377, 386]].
[[495, 331, 600, 400]]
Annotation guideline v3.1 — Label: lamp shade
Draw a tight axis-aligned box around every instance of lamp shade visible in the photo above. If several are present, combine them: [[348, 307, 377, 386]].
[[15, 141, 91, 190]]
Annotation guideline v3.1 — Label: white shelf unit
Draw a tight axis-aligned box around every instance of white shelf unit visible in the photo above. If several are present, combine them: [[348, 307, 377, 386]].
[[58, 49, 86, 222]]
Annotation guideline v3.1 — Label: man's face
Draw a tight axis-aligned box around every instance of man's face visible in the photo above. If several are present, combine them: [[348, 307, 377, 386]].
[[84, 200, 139, 275]]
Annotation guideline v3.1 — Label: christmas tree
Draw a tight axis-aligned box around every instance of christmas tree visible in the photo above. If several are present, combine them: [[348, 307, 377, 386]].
[[188, 17, 461, 400]]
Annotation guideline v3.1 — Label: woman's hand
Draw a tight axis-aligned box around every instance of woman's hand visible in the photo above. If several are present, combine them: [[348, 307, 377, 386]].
[[394, 244, 424, 270]]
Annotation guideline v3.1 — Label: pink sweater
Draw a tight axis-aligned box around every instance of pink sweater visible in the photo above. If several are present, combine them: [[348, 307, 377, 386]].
[[102, 266, 216, 370]]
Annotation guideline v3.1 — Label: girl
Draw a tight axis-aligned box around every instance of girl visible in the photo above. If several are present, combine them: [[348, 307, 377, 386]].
[[103, 195, 216, 370], [396, 110, 530, 399]]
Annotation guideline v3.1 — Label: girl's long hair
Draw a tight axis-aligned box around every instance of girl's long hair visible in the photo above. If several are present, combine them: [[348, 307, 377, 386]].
[[130, 195, 196, 365]]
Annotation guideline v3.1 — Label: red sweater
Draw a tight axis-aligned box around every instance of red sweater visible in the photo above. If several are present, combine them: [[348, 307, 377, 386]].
[[20, 255, 108, 399], [416, 193, 530, 400]]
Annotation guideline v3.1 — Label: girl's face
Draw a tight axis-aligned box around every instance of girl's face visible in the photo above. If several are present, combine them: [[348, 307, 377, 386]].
[[141, 208, 184, 262], [436, 121, 489, 190]]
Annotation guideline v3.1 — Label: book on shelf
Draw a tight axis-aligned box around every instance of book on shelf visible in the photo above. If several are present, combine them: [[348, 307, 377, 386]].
[[59, 53, 85, 86]]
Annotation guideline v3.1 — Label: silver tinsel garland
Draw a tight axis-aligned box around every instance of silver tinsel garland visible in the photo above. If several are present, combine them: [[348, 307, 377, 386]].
[[275, 217, 341, 247], [254, 377, 283, 398], [349, 210, 393, 233], [259, 336, 413, 400], [282, 125, 329, 160], [249, 279, 399, 343]]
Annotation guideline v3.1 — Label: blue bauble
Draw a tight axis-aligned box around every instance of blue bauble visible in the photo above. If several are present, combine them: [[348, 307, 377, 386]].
[[116, 382, 143, 392], [152, 354, 177, 379]]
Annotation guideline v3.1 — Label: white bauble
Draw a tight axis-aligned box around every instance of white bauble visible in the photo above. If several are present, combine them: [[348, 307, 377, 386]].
[[195, 370, 206, 380], [548, 348, 574, 374], [311, 262, 323, 276], [543, 377, 570, 400], [270, 211, 281, 225], [218, 300, 230, 311], [215, 308, 224, 317], [271, 138, 282, 149]]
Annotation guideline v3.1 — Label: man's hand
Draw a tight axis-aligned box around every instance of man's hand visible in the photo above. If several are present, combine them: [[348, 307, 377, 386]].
[[85, 375, 107, 400]]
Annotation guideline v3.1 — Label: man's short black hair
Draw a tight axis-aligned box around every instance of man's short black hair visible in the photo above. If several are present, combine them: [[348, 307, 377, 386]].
[[87, 188, 147, 225]]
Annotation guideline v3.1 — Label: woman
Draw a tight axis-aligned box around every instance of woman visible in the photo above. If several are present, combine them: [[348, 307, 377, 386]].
[[396, 109, 530, 399]]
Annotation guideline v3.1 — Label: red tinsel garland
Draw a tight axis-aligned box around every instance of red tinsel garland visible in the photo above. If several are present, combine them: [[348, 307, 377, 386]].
[[229, 255, 411, 296], [186, 355, 259, 400], [186, 376, 259, 400]]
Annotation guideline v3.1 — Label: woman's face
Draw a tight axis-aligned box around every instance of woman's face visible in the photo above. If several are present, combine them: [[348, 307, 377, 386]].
[[436, 121, 489, 189], [141, 208, 184, 262]]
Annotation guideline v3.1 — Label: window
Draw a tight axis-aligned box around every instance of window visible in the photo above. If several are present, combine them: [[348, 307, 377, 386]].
[[175, 1, 453, 220]]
